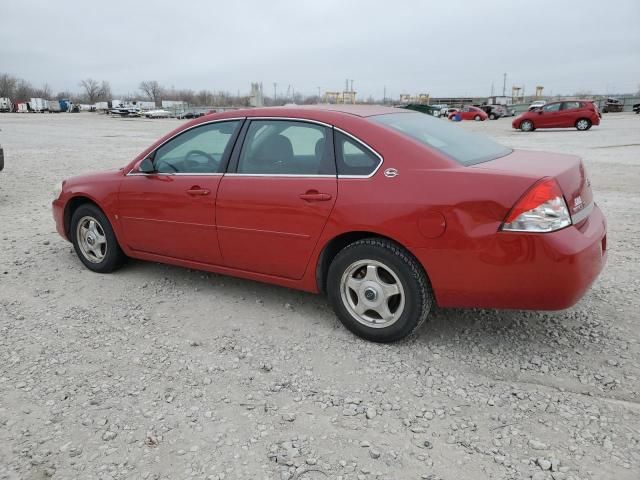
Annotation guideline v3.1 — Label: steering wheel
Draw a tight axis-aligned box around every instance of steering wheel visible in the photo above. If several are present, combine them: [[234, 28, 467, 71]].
[[185, 149, 215, 163], [156, 160, 178, 173]]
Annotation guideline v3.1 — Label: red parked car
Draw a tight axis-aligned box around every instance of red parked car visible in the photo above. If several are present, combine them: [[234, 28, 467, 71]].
[[448, 105, 488, 121], [513, 100, 600, 131], [52, 106, 607, 342]]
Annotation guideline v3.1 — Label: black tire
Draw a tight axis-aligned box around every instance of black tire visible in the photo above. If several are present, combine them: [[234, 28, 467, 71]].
[[327, 238, 433, 343], [520, 120, 534, 132], [575, 118, 592, 131], [474, 115, 481, 121], [489, 113, 496, 120], [70, 203, 125, 273]]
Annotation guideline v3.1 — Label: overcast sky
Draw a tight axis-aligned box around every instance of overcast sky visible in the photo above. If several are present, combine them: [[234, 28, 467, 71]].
[[1, 0, 639, 99]]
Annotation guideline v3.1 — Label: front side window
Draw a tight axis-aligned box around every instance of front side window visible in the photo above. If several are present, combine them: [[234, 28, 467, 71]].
[[542, 103, 562, 112], [237, 120, 334, 175], [334, 131, 381, 176], [153, 121, 240, 174], [371, 112, 512, 166]]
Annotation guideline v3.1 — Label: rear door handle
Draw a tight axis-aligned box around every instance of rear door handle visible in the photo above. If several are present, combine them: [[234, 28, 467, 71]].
[[186, 188, 211, 196], [299, 192, 332, 202]]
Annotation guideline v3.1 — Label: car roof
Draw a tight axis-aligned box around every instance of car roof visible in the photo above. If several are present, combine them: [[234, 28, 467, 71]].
[[240, 104, 406, 118]]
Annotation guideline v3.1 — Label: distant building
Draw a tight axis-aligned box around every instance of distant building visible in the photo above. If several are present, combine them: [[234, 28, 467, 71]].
[[399, 93, 430, 104], [250, 82, 264, 107], [161, 100, 187, 108], [487, 96, 513, 106]]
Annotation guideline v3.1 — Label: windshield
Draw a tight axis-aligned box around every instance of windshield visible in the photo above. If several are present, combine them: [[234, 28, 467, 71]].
[[371, 112, 512, 166]]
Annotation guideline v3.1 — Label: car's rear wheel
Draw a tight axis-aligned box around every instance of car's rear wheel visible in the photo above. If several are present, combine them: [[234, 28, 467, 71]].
[[576, 118, 592, 131], [489, 113, 496, 120], [70, 204, 125, 273], [327, 238, 433, 343], [520, 120, 534, 132]]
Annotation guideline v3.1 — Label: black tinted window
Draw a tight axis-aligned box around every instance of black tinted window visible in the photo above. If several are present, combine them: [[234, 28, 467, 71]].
[[153, 121, 240, 173], [238, 120, 334, 175], [371, 112, 511, 166], [334, 131, 381, 176]]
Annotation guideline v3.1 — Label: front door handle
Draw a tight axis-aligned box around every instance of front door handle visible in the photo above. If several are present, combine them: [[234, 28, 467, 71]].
[[299, 191, 332, 202], [186, 187, 211, 196]]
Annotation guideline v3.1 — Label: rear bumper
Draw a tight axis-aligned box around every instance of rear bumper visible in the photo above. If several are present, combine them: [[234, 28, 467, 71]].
[[413, 204, 607, 310], [52, 198, 68, 241]]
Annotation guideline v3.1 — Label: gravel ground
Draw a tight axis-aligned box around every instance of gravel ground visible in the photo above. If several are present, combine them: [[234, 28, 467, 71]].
[[0, 112, 638, 480]]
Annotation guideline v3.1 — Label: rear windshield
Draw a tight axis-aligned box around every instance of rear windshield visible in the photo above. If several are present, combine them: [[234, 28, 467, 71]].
[[371, 112, 512, 166]]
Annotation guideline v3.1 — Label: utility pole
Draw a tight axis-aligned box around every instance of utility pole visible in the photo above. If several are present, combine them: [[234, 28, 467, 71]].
[[491, 82, 495, 97], [317, 86, 321, 101], [502, 73, 507, 97], [273, 83, 277, 104], [383, 86, 386, 105]]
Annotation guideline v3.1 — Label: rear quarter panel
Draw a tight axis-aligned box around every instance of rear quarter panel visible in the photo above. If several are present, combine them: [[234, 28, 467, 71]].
[[314, 150, 539, 304]]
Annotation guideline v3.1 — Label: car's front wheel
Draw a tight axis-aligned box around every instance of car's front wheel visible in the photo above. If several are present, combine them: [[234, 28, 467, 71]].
[[474, 115, 481, 121], [489, 113, 496, 120], [520, 120, 535, 131], [327, 238, 433, 343], [576, 118, 592, 131], [70, 203, 125, 273]]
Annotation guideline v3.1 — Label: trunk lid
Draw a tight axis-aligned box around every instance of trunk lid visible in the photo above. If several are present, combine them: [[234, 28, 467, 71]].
[[472, 150, 593, 223]]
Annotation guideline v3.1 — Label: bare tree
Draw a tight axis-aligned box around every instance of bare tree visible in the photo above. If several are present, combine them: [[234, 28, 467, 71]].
[[80, 78, 101, 103], [34, 83, 52, 98], [55, 91, 74, 101], [99, 81, 112, 101], [0, 73, 18, 97], [139, 80, 164, 106], [14, 79, 34, 100]]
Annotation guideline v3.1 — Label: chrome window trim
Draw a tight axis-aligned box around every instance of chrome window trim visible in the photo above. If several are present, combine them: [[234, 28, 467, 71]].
[[224, 173, 336, 178], [125, 117, 245, 176], [125, 116, 385, 179], [247, 116, 333, 128], [334, 126, 384, 179], [571, 201, 594, 224], [126, 172, 224, 177]]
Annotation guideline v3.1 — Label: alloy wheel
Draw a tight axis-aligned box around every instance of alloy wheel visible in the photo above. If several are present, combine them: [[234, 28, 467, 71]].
[[340, 259, 405, 328], [76, 216, 108, 263]]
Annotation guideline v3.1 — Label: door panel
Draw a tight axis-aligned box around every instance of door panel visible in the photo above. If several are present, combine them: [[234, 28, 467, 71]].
[[538, 103, 562, 127], [119, 175, 222, 264], [117, 120, 243, 264], [216, 176, 337, 279], [216, 119, 337, 279]]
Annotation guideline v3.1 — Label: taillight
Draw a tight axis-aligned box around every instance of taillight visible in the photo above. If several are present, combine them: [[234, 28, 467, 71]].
[[501, 178, 572, 233]]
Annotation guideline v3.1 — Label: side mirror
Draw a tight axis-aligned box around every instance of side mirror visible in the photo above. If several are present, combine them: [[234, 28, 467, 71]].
[[138, 157, 155, 173]]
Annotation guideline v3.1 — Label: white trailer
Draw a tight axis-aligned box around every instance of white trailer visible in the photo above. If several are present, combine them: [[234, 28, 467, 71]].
[[0, 97, 12, 112], [137, 101, 156, 110], [29, 98, 49, 112]]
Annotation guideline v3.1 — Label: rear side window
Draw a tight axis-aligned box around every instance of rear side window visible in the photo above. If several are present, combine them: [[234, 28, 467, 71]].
[[371, 112, 511, 166], [562, 101, 581, 110], [334, 131, 381, 177], [237, 120, 334, 175]]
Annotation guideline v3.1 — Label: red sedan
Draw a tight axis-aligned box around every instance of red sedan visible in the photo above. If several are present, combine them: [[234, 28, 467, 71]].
[[448, 106, 488, 121], [513, 100, 601, 131], [52, 105, 607, 342]]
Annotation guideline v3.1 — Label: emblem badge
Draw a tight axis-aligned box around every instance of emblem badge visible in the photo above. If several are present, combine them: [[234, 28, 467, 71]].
[[384, 168, 398, 178]]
